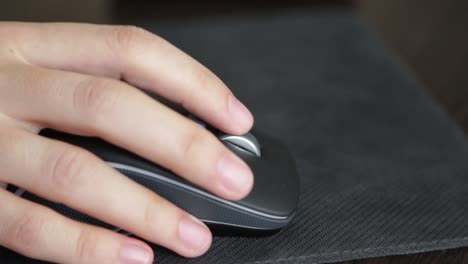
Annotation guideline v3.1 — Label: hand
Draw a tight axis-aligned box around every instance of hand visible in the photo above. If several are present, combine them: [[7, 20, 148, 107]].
[[0, 22, 254, 264]]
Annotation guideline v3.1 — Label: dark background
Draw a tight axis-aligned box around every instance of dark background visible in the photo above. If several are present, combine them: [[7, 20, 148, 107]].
[[2, 1, 468, 263]]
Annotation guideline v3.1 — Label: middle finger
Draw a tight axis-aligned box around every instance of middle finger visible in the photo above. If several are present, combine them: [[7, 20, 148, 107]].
[[0, 125, 212, 257], [0, 63, 253, 200]]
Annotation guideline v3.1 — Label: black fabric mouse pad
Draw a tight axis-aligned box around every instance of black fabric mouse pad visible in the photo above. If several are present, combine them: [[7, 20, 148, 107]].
[[2, 9, 468, 264]]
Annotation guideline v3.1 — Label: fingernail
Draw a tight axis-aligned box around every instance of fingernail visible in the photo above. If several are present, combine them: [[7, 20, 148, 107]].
[[120, 242, 152, 264], [218, 154, 254, 197], [229, 94, 253, 130], [178, 216, 212, 251]]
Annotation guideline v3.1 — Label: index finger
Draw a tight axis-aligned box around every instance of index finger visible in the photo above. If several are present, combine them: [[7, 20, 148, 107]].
[[4, 22, 253, 135]]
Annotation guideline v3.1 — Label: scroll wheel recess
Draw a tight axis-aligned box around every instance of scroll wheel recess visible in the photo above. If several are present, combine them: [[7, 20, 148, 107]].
[[219, 133, 262, 157], [187, 114, 262, 157]]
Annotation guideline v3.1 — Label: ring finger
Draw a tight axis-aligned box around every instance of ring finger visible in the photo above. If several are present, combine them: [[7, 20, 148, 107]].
[[0, 125, 212, 257], [0, 63, 253, 201]]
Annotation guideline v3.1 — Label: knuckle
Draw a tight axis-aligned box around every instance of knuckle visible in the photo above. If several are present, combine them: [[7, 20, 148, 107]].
[[178, 127, 207, 161], [143, 199, 160, 228], [107, 25, 154, 57], [0, 129, 21, 160], [75, 227, 99, 261], [193, 68, 214, 89], [45, 148, 90, 193], [143, 197, 172, 232], [189, 69, 214, 98], [73, 77, 123, 120], [181, 68, 225, 110], [179, 73, 199, 108], [0, 24, 22, 59], [9, 211, 46, 251]]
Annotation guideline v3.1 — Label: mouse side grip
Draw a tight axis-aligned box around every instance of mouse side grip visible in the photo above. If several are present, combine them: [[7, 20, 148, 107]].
[[7, 165, 292, 235]]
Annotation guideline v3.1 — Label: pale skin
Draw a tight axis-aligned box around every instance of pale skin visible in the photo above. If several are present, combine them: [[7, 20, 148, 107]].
[[0, 23, 254, 264]]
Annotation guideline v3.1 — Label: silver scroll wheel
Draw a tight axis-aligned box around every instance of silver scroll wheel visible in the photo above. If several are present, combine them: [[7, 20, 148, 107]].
[[218, 133, 262, 157], [188, 114, 261, 157]]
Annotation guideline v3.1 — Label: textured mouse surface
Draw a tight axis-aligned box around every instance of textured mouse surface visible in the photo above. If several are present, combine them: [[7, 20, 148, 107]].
[[2, 9, 468, 264]]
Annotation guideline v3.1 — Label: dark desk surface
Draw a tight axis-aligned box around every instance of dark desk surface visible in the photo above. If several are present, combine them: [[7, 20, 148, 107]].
[[355, 2, 468, 263], [345, 248, 468, 264]]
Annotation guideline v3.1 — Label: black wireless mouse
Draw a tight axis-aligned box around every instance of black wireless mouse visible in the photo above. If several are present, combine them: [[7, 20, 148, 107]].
[[8, 119, 299, 235]]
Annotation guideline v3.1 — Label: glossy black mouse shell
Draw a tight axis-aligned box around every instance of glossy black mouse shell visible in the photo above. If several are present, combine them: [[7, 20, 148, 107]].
[[12, 128, 299, 235]]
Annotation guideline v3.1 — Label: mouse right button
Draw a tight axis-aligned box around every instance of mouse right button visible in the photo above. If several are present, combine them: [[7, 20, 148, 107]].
[[238, 130, 300, 219]]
